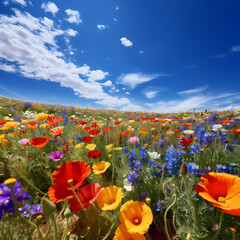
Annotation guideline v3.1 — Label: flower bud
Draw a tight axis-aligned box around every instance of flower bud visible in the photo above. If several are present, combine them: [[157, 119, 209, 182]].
[[36, 214, 43, 226], [41, 197, 56, 216], [180, 162, 187, 177], [145, 197, 151, 205], [186, 233, 192, 240], [64, 207, 72, 219]]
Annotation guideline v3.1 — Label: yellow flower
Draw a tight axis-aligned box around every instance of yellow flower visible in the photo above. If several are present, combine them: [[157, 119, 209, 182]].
[[183, 130, 194, 135], [92, 161, 110, 175], [105, 143, 114, 152], [98, 123, 105, 128], [113, 147, 122, 151], [144, 144, 148, 148], [139, 131, 147, 135], [5, 121, 20, 128], [151, 128, 155, 131], [8, 132, 19, 137], [113, 224, 146, 240], [129, 120, 135, 123], [34, 113, 48, 121], [39, 123, 49, 129], [96, 186, 124, 210], [119, 200, 153, 234], [22, 120, 28, 124], [75, 143, 85, 149], [86, 144, 96, 151], [0, 127, 9, 131], [108, 154, 112, 158]]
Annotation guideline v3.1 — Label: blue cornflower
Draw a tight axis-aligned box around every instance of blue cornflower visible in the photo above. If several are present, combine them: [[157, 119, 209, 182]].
[[156, 200, 165, 211], [127, 170, 138, 186], [187, 162, 200, 175], [148, 160, 157, 168], [122, 146, 129, 154], [189, 144, 202, 154], [76, 135, 83, 142]]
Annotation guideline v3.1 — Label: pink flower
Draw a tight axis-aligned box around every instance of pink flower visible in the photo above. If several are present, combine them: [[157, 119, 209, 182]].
[[128, 136, 140, 144], [18, 138, 30, 146]]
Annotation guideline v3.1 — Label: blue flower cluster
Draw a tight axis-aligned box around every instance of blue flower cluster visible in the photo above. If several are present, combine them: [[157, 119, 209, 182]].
[[215, 164, 238, 174], [156, 200, 165, 211], [164, 146, 182, 176]]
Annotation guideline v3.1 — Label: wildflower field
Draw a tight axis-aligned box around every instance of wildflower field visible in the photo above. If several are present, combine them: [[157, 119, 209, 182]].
[[1, 96, 240, 240]]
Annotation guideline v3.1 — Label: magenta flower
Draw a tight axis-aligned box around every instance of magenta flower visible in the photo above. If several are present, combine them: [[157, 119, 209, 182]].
[[50, 138, 57, 143], [18, 138, 30, 146], [129, 136, 140, 144], [48, 151, 64, 161]]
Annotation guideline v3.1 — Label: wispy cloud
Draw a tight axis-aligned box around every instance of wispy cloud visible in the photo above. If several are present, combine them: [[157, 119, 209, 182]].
[[117, 73, 169, 89], [145, 90, 158, 99], [120, 37, 133, 47], [3, 0, 26, 6], [97, 24, 107, 30], [230, 45, 240, 52], [178, 85, 208, 96]]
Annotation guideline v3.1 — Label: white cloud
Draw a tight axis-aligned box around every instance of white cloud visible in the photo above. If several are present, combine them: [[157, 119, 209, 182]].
[[120, 37, 133, 47], [117, 73, 167, 89], [139, 50, 144, 54], [41, 2, 59, 16], [121, 103, 145, 112], [116, 6, 119, 10], [65, 9, 82, 24], [231, 45, 240, 52], [125, 92, 130, 95], [0, 9, 131, 109], [67, 29, 78, 37], [87, 70, 109, 82], [0, 64, 17, 72], [3, 0, 26, 6], [97, 24, 106, 30], [145, 90, 158, 99], [113, 18, 118, 22], [178, 85, 208, 96], [13, 0, 26, 6], [102, 80, 113, 87]]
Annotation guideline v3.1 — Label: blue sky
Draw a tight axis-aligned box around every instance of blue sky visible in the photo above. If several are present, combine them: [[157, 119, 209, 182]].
[[0, 0, 240, 112]]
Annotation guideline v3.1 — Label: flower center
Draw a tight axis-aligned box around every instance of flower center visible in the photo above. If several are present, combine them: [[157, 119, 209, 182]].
[[134, 218, 141, 225], [218, 196, 226, 203], [0, 191, 3, 195]]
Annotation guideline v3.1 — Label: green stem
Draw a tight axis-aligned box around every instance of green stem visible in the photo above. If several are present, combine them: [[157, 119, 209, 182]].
[[50, 214, 58, 240], [164, 194, 177, 240], [69, 182, 87, 213], [212, 211, 224, 240], [36, 226, 45, 240], [184, 177, 198, 229]]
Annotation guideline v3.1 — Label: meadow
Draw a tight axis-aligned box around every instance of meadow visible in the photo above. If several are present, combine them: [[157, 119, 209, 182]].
[[0, 96, 240, 240]]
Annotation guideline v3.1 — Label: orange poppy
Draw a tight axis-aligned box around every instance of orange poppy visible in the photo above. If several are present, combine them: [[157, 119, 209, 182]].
[[141, 128, 147, 132], [113, 224, 146, 240], [222, 120, 231, 124], [50, 126, 64, 137], [48, 116, 63, 127], [119, 200, 153, 234], [96, 186, 123, 210], [181, 123, 192, 127], [48, 161, 91, 203], [194, 172, 240, 216], [231, 129, 240, 134], [29, 136, 50, 148]]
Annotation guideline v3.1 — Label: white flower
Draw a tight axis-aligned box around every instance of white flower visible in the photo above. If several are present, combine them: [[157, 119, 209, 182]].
[[123, 179, 133, 191], [183, 130, 194, 135], [147, 151, 161, 160], [212, 124, 223, 131]]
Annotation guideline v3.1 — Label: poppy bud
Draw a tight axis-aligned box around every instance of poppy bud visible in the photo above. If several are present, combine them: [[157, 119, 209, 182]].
[[180, 162, 187, 177], [186, 233, 192, 240], [145, 198, 151, 205], [64, 208, 72, 219], [41, 197, 56, 216]]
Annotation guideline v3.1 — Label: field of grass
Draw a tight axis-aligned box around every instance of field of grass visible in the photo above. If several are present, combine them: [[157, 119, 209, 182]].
[[0, 96, 240, 240]]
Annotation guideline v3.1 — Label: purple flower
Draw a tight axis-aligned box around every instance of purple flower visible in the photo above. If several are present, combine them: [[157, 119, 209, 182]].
[[48, 151, 64, 161], [51, 138, 57, 143]]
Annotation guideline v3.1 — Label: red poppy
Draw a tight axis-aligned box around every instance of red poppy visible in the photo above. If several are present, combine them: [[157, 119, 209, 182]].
[[70, 117, 74, 121], [115, 121, 122, 125], [91, 121, 98, 127], [84, 127, 92, 131], [181, 123, 192, 127], [83, 136, 94, 143], [180, 137, 193, 146], [174, 129, 179, 132], [87, 150, 102, 159], [48, 161, 91, 203], [102, 128, 108, 132], [69, 183, 101, 212], [0, 121, 7, 126], [29, 136, 50, 148], [63, 144, 70, 153], [80, 120, 88, 125], [88, 129, 100, 135], [29, 122, 37, 126], [109, 126, 113, 131]]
